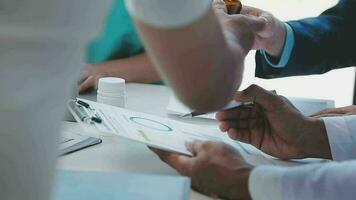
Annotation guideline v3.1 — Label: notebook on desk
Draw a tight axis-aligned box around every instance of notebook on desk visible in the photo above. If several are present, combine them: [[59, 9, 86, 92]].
[[60, 129, 102, 156], [53, 170, 191, 200]]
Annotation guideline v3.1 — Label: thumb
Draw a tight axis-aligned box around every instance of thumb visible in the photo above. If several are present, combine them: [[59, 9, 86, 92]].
[[78, 76, 96, 93], [212, 0, 227, 14]]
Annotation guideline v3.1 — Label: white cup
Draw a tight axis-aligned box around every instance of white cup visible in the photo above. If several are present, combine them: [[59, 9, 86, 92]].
[[97, 77, 126, 108]]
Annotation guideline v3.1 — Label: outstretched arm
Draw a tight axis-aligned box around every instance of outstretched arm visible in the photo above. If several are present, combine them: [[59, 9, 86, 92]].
[[79, 53, 160, 93], [125, 0, 255, 112], [254, 0, 356, 78]]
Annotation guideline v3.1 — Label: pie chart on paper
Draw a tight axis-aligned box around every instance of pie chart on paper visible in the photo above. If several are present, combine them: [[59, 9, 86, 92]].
[[129, 117, 173, 132]]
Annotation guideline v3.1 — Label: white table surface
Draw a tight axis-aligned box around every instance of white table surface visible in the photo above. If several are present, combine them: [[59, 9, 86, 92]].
[[58, 83, 217, 200]]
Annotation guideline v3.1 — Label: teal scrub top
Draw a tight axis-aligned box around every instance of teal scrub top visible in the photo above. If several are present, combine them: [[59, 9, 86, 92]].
[[86, 0, 144, 64]]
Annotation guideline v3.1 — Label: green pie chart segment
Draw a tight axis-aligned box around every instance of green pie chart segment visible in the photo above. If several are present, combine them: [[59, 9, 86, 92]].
[[129, 117, 173, 132]]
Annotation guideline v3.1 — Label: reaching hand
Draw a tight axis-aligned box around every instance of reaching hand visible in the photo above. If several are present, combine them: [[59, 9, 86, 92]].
[[311, 105, 356, 118], [216, 85, 332, 160], [213, 1, 287, 57], [150, 141, 253, 200], [239, 6, 287, 57], [78, 64, 110, 93], [213, 0, 256, 54]]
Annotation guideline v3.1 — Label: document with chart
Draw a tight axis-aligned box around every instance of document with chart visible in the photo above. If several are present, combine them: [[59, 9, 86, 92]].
[[69, 99, 327, 167]]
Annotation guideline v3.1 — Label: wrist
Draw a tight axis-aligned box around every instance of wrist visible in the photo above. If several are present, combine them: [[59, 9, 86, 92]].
[[230, 166, 253, 200], [300, 117, 332, 159], [263, 20, 286, 58]]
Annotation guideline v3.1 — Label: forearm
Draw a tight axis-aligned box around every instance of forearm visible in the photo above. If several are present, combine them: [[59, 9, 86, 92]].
[[127, 0, 247, 112], [256, 1, 356, 79], [94, 53, 160, 83]]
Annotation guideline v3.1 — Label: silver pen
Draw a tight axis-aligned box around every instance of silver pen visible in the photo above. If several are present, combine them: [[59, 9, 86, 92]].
[[181, 100, 253, 118]]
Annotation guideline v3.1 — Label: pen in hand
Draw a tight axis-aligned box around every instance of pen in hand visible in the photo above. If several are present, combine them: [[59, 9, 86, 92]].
[[181, 90, 276, 118], [181, 100, 253, 118]]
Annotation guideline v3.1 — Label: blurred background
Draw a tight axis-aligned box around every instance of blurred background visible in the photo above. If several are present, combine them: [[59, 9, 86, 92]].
[[83, 0, 350, 107], [239, 0, 352, 107]]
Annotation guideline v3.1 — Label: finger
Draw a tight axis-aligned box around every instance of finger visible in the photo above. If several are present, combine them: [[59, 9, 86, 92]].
[[220, 120, 249, 131], [227, 128, 251, 144], [216, 107, 255, 121], [78, 64, 93, 85], [235, 84, 283, 111], [310, 110, 330, 117], [226, 128, 242, 140], [230, 127, 265, 148], [212, 0, 227, 14], [185, 140, 205, 156], [232, 15, 267, 32], [240, 5, 264, 16], [220, 117, 260, 131], [312, 113, 342, 118], [78, 73, 89, 85], [149, 147, 194, 176], [78, 76, 96, 93], [310, 106, 354, 117], [310, 108, 335, 117]]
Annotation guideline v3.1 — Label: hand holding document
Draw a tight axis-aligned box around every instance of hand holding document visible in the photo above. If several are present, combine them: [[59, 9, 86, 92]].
[[69, 99, 327, 167]]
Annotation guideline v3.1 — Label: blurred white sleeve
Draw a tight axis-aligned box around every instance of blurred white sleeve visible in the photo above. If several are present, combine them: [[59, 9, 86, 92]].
[[249, 115, 356, 200], [249, 166, 286, 200], [124, 0, 211, 28], [323, 115, 356, 161], [250, 161, 356, 200]]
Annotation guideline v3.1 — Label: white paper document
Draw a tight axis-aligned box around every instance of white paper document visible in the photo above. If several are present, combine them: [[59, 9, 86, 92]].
[[167, 94, 335, 119], [69, 99, 326, 167]]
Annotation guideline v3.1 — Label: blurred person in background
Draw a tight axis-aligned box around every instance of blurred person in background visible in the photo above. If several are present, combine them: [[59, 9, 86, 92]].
[[79, 0, 162, 93], [0, 0, 110, 199]]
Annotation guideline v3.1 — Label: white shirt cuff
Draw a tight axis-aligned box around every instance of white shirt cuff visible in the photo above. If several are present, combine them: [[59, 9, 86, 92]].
[[323, 116, 356, 161], [260, 23, 295, 68], [249, 166, 287, 200]]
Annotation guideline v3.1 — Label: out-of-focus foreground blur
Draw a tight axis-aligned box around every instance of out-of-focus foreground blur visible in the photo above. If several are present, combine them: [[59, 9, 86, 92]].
[[0, 1, 112, 200]]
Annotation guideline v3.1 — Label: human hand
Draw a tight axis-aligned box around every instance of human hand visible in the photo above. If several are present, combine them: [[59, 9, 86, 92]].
[[311, 105, 356, 118], [213, 1, 286, 57], [239, 6, 287, 57], [151, 141, 253, 200], [216, 85, 332, 160], [213, 0, 256, 55], [78, 64, 109, 93]]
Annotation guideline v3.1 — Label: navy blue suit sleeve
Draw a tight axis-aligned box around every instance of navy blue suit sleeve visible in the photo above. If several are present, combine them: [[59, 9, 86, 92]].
[[255, 0, 356, 79]]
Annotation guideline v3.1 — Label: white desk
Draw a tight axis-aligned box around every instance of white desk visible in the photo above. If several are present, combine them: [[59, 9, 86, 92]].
[[58, 83, 216, 200]]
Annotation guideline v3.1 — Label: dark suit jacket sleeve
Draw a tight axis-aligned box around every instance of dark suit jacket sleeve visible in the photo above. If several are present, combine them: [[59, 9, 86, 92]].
[[255, 0, 356, 79]]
